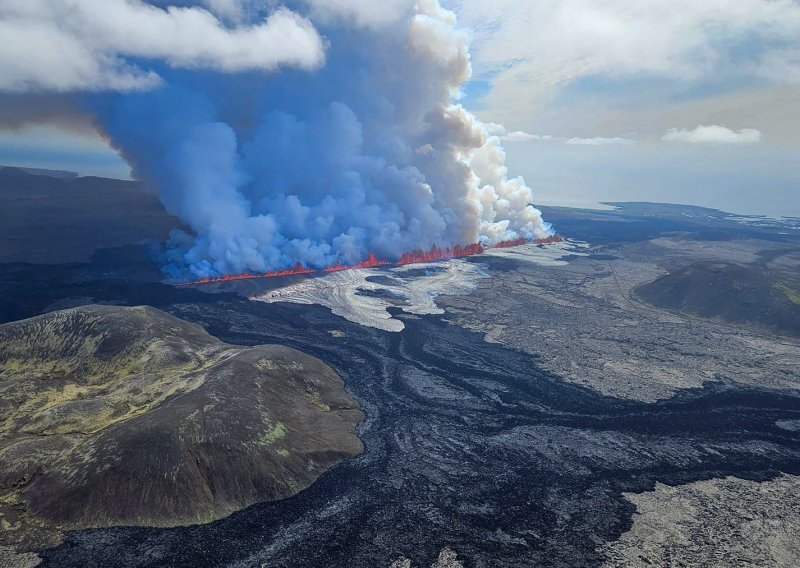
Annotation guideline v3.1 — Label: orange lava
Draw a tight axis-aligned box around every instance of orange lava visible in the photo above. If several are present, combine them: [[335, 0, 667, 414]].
[[534, 235, 563, 245], [183, 262, 315, 285], [353, 253, 392, 269], [494, 237, 527, 249], [178, 235, 562, 286], [321, 260, 349, 273], [396, 243, 484, 265]]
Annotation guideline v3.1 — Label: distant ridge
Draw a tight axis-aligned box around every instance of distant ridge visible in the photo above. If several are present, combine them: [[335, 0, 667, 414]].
[[635, 261, 800, 337], [0, 168, 177, 264], [0, 165, 78, 179]]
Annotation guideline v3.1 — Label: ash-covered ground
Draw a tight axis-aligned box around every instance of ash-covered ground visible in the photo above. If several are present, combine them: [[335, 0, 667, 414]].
[[1, 198, 799, 567]]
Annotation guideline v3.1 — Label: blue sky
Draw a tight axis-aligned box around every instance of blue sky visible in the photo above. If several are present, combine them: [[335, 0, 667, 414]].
[[0, 125, 131, 179]]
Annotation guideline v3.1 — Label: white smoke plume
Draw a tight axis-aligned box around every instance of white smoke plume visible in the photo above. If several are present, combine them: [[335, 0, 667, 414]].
[[2, 0, 553, 277]]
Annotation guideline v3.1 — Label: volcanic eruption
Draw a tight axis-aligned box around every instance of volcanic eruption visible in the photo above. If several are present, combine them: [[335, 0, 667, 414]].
[[181, 236, 563, 286], [3, 0, 553, 279]]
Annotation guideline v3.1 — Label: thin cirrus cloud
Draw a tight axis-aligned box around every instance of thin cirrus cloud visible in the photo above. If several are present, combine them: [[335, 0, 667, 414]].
[[662, 125, 763, 144], [485, 124, 634, 145], [0, 0, 325, 92], [502, 131, 553, 142], [483, 123, 551, 141]]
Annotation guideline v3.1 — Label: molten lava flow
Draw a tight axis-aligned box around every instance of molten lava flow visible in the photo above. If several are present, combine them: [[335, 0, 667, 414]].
[[533, 235, 563, 245], [323, 253, 391, 272], [264, 263, 317, 278], [396, 243, 485, 265], [494, 237, 527, 249], [179, 236, 563, 285], [184, 262, 315, 285], [322, 261, 349, 273], [353, 253, 391, 269]]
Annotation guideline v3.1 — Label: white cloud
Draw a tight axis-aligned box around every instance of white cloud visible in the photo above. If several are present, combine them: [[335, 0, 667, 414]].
[[483, 122, 507, 136], [481, 123, 630, 144], [481, 122, 553, 141], [565, 137, 635, 146], [0, 0, 325, 92], [502, 131, 552, 142], [662, 125, 762, 144], [454, 0, 800, 126]]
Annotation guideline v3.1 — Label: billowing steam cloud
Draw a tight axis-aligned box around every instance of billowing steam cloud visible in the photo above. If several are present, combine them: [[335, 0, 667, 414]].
[[2, 0, 552, 277]]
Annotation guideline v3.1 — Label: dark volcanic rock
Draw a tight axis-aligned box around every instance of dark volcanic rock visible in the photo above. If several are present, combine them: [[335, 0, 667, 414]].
[[0, 168, 177, 264], [33, 297, 800, 568], [0, 305, 363, 553]]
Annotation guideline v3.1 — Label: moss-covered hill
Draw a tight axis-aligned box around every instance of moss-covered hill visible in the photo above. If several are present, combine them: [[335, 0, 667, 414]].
[[0, 305, 363, 553]]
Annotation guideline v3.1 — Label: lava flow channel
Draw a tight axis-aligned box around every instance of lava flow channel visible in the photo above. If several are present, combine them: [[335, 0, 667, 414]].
[[178, 236, 562, 286]]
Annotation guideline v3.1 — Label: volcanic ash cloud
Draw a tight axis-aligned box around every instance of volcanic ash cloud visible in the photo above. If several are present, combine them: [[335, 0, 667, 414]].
[[86, 0, 553, 277]]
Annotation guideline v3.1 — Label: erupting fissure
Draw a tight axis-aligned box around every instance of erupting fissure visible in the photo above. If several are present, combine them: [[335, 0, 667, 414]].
[[494, 237, 527, 249], [179, 237, 563, 286], [323, 253, 390, 272]]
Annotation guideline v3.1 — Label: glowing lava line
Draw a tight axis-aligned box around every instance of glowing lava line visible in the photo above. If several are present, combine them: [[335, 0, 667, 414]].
[[177, 236, 563, 286]]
